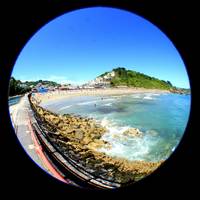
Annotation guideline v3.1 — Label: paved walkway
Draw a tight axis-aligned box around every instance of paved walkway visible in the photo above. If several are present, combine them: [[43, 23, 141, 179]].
[[9, 94, 52, 174]]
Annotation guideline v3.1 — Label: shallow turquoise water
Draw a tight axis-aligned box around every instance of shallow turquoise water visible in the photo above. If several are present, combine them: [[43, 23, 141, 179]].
[[42, 92, 191, 162]]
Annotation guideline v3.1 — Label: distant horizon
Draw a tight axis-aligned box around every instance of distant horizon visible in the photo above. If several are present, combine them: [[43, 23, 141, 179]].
[[12, 7, 190, 88]]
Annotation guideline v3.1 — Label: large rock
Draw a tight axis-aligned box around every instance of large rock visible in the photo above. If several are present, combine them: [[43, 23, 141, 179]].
[[87, 139, 106, 150], [74, 130, 84, 140], [82, 137, 91, 145], [123, 128, 143, 137]]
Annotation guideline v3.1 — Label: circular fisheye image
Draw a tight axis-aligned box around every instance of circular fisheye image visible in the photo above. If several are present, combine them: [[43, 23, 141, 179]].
[[9, 7, 191, 189]]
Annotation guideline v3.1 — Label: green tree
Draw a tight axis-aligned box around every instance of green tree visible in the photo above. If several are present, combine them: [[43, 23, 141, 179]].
[[9, 77, 31, 96]]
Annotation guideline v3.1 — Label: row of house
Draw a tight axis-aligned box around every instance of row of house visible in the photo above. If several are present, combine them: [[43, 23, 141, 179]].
[[31, 71, 116, 93], [31, 83, 80, 93], [83, 71, 115, 89]]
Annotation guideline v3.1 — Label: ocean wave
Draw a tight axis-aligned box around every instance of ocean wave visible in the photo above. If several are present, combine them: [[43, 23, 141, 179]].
[[131, 94, 143, 98], [101, 98, 116, 102], [104, 103, 112, 106], [77, 100, 98, 105], [110, 95, 121, 98], [58, 105, 72, 111], [99, 134, 158, 161], [97, 122, 159, 161], [100, 117, 116, 127], [143, 96, 154, 100]]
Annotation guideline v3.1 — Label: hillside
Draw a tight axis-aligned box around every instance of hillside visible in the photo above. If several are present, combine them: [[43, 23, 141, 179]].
[[9, 77, 31, 96], [9, 77, 61, 96], [23, 80, 61, 87], [98, 67, 173, 90]]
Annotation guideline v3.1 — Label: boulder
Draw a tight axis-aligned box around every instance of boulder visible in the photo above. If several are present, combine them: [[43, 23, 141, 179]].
[[123, 128, 143, 137], [82, 137, 91, 145], [87, 139, 106, 150], [74, 130, 84, 140], [58, 122, 65, 129]]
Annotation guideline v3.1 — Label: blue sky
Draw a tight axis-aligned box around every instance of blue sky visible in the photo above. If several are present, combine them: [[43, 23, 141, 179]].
[[12, 7, 190, 88]]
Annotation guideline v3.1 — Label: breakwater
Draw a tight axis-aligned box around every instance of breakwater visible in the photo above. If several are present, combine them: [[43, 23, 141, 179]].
[[29, 94, 163, 185]]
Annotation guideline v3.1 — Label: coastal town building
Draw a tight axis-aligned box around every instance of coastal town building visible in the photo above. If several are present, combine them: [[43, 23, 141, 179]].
[[83, 71, 115, 89]]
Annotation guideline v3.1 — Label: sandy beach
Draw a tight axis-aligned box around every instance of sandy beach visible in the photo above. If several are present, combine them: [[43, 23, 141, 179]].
[[33, 88, 170, 104]]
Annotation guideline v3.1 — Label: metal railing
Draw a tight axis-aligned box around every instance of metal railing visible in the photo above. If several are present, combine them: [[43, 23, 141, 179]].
[[27, 93, 123, 189]]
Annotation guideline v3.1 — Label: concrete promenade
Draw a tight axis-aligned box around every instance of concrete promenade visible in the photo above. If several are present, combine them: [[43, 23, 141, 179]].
[[9, 94, 51, 174]]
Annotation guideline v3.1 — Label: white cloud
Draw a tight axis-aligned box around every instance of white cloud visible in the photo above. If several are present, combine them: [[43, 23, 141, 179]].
[[18, 75, 88, 85], [46, 75, 88, 85], [45, 75, 68, 84]]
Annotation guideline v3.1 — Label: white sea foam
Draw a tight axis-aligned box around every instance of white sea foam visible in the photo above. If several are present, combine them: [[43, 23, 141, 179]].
[[102, 98, 116, 102], [151, 93, 160, 96], [110, 95, 120, 98], [100, 117, 111, 127], [132, 94, 142, 98], [58, 105, 72, 111], [143, 96, 154, 100], [98, 122, 158, 161], [104, 103, 112, 106], [77, 100, 98, 105]]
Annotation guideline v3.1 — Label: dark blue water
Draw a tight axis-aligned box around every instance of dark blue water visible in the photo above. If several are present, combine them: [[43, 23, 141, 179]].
[[42, 92, 191, 162]]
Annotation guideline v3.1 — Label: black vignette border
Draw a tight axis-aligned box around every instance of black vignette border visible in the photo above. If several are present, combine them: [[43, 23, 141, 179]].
[[0, 0, 197, 198]]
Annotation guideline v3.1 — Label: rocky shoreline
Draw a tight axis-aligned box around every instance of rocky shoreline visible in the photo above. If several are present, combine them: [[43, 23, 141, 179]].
[[30, 94, 163, 185]]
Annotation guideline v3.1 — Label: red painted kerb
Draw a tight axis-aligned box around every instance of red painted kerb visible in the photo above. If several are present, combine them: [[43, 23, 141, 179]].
[[27, 119, 68, 183]]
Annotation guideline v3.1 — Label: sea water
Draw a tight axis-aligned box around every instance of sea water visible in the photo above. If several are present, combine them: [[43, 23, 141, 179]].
[[41, 92, 191, 162]]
